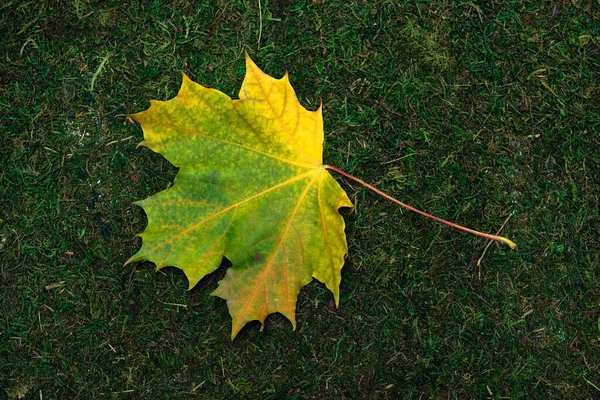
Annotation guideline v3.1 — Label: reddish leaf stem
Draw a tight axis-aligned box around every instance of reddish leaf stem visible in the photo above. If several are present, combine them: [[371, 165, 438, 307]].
[[325, 165, 517, 249]]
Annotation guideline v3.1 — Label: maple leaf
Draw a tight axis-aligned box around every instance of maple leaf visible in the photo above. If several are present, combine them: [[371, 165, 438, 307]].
[[128, 53, 353, 338]]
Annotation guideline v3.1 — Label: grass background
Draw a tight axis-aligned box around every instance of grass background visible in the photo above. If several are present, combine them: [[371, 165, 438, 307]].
[[1, 0, 599, 398]]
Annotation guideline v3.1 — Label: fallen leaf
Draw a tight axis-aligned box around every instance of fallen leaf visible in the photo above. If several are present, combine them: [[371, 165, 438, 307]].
[[128, 53, 352, 338]]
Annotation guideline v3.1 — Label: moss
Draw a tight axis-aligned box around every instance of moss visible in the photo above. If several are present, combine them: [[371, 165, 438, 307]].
[[1, 0, 599, 398]]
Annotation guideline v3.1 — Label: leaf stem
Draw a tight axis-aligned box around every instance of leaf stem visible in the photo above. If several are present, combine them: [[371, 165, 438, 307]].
[[325, 165, 516, 249]]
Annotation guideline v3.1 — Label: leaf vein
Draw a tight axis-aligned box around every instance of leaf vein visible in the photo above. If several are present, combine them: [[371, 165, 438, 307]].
[[142, 170, 316, 256], [237, 171, 319, 324]]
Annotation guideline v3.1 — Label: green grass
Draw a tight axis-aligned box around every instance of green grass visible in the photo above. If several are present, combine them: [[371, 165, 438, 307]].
[[1, 0, 599, 398]]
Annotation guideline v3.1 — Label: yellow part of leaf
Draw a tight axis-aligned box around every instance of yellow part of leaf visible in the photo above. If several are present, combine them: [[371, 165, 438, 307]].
[[128, 53, 353, 338]]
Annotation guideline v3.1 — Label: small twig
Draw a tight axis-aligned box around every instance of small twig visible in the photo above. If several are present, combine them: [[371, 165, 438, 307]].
[[476, 213, 513, 279], [550, 6, 558, 26], [157, 300, 188, 309], [584, 377, 600, 392], [381, 153, 418, 165], [19, 38, 36, 56], [257, 0, 263, 47], [470, 280, 493, 308], [45, 281, 65, 291], [378, 99, 403, 117], [105, 135, 135, 146]]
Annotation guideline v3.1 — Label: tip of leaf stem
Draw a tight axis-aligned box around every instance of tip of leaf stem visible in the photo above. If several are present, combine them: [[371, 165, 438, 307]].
[[497, 236, 517, 249]]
